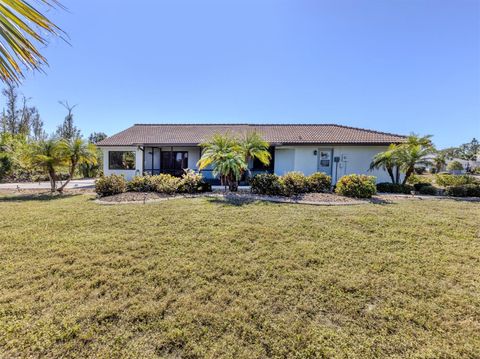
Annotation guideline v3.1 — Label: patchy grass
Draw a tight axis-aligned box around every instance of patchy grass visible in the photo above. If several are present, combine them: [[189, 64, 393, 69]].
[[0, 194, 479, 358]]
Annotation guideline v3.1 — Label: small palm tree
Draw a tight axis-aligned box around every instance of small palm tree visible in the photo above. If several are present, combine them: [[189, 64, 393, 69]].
[[28, 138, 66, 192], [370, 144, 400, 184], [0, 1, 65, 83], [396, 135, 434, 184], [197, 133, 247, 191], [432, 151, 448, 173], [56, 138, 97, 192], [241, 131, 271, 168]]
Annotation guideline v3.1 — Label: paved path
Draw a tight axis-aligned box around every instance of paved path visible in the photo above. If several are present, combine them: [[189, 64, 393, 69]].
[[0, 179, 95, 190]]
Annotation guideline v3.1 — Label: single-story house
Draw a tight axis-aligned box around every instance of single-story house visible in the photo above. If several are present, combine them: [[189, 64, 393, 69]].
[[97, 124, 406, 183]]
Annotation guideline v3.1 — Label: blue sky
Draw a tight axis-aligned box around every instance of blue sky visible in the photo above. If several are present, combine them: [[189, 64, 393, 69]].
[[18, 0, 480, 148]]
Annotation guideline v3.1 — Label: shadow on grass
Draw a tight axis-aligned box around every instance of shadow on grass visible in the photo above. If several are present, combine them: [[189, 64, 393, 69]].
[[0, 192, 82, 202]]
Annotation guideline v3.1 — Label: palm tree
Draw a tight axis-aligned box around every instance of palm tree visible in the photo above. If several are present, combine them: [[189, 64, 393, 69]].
[[432, 151, 448, 173], [197, 133, 247, 191], [0, 1, 64, 83], [396, 135, 434, 184], [369, 144, 400, 184], [241, 131, 271, 169], [56, 138, 97, 192], [28, 138, 66, 192]]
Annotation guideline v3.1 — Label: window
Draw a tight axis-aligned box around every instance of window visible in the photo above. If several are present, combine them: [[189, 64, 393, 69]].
[[109, 151, 136, 170], [161, 151, 188, 176]]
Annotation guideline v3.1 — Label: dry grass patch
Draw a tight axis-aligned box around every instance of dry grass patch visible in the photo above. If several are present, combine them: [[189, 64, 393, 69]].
[[0, 194, 479, 358]]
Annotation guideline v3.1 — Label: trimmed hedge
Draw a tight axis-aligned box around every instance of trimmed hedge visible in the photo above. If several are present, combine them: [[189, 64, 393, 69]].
[[97, 172, 211, 197], [250, 173, 282, 196], [251, 172, 332, 197], [445, 184, 480, 197], [418, 185, 438, 196], [279, 172, 309, 196], [95, 174, 127, 197], [127, 175, 154, 192], [376, 182, 413, 194], [335, 174, 377, 198]]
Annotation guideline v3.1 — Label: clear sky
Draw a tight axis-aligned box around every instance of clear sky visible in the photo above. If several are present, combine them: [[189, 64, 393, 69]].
[[17, 0, 480, 148]]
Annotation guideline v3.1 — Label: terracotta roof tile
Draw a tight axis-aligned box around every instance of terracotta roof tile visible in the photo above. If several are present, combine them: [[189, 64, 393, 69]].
[[98, 124, 406, 146]]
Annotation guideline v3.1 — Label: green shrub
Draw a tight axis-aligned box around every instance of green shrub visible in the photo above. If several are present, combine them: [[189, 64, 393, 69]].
[[413, 182, 432, 191], [447, 160, 463, 171], [179, 170, 210, 194], [95, 174, 127, 197], [418, 185, 438, 196], [376, 182, 413, 194], [279, 172, 309, 196], [151, 174, 182, 194], [435, 174, 477, 187], [307, 172, 331, 193], [445, 184, 480, 197], [250, 173, 282, 195], [407, 174, 432, 185], [335, 174, 377, 198], [127, 175, 153, 192]]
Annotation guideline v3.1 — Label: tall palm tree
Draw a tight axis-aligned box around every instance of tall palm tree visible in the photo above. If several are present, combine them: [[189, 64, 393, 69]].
[[369, 144, 400, 184], [56, 137, 97, 192], [28, 138, 65, 192], [0, 0, 64, 83]]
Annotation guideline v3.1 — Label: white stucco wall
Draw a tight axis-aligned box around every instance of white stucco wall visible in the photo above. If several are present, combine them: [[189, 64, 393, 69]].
[[274, 148, 295, 175], [331, 146, 393, 183], [273, 145, 394, 183], [102, 144, 395, 183]]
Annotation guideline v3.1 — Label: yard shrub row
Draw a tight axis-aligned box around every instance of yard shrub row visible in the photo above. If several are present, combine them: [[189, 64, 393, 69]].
[[334, 174, 377, 198], [251, 172, 331, 196], [435, 174, 477, 187], [95, 171, 211, 197], [444, 184, 480, 197], [376, 182, 413, 194]]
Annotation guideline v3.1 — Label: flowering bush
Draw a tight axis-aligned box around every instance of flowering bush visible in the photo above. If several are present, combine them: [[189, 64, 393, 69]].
[[178, 170, 210, 193]]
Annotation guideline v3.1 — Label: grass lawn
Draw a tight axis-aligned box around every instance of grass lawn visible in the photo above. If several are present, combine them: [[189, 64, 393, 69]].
[[0, 194, 479, 358]]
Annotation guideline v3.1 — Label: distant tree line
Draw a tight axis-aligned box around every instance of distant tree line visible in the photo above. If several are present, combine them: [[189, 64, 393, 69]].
[[0, 83, 108, 189]]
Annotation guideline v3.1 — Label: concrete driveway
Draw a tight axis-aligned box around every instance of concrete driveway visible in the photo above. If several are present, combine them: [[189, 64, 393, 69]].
[[0, 178, 95, 190]]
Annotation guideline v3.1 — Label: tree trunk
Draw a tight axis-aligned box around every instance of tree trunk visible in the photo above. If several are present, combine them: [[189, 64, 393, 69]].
[[48, 169, 56, 192], [57, 161, 76, 193], [395, 166, 401, 184], [387, 167, 395, 184], [402, 167, 414, 185]]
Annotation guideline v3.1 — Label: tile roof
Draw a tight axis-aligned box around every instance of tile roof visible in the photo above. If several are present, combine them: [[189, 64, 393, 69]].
[[97, 124, 406, 146]]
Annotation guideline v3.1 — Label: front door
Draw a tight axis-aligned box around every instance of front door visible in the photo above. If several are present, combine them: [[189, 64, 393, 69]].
[[317, 148, 333, 176]]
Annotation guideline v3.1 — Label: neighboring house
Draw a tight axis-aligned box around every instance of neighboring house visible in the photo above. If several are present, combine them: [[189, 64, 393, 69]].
[[97, 124, 406, 183]]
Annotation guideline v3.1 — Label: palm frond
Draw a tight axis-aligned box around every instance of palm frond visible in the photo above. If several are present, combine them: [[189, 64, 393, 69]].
[[0, 0, 65, 83]]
